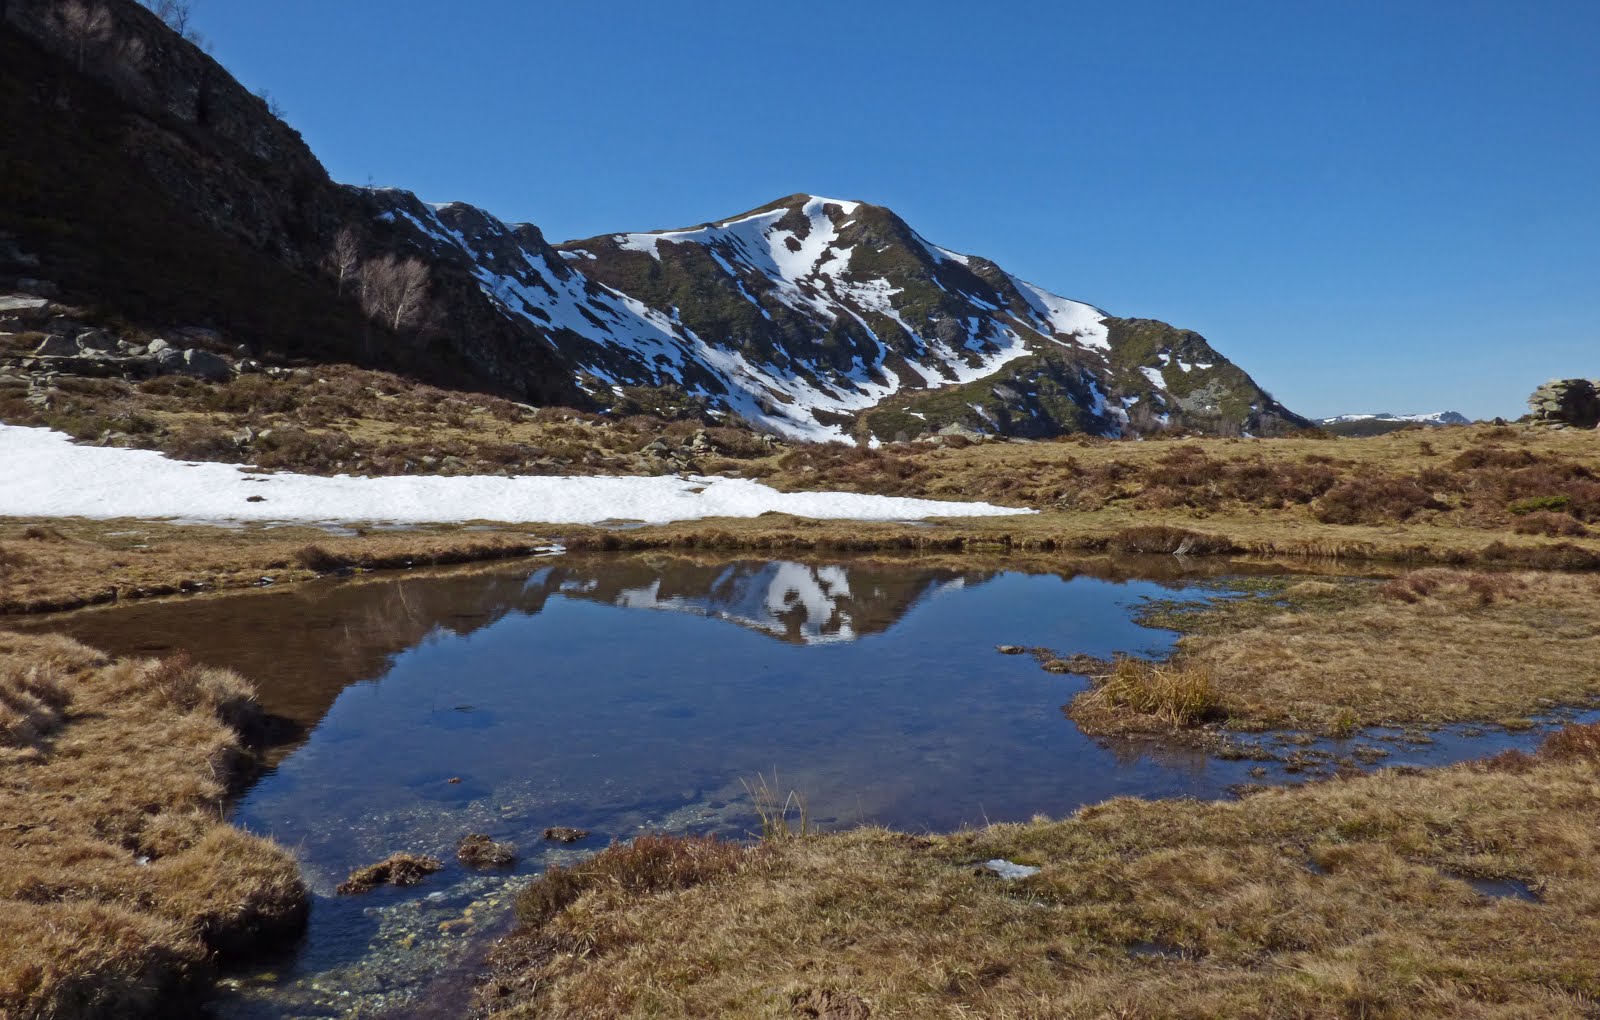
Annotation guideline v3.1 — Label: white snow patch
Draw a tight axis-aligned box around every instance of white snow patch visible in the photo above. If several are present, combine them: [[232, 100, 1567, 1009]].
[[1141, 366, 1166, 390], [0, 426, 1031, 526], [984, 860, 1041, 880], [1007, 276, 1110, 350]]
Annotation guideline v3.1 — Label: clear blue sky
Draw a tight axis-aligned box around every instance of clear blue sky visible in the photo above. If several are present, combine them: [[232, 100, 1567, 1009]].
[[193, 0, 1598, 420]]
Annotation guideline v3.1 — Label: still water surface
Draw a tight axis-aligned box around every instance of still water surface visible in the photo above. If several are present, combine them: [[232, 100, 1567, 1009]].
[[22, 554, 1572, 1018]]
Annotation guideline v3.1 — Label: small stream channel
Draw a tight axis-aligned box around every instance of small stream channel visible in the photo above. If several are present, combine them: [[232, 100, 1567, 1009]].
[[19, 553, 1587, 1018]]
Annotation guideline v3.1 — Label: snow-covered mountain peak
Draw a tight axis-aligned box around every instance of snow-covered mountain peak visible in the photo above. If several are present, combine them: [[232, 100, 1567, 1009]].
[[364, 188, 1306, 443]]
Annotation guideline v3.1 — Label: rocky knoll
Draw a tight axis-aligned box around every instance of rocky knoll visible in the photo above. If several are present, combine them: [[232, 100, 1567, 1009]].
[[1528, 379, 1600, 430]]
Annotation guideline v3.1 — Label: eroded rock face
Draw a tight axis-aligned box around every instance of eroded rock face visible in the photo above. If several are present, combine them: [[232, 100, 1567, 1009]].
[[1528, 379, 1600, 430]]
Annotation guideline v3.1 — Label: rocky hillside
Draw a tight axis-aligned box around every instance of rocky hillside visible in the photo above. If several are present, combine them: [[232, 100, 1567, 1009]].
[[3, 0, 1308, 445], [0, 0, 577, 405]]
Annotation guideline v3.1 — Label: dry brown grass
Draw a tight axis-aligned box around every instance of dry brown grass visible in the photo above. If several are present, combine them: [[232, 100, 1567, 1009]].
[[479, 725, 1600, 1020], [4, 361, 779, 478], [335, 853, 444, 895], [0, 633, 306, 1019], [457, 834, 517, 869], [0, 517, 553, 614], [1083, 569, 1600, 734], [1073, 658, 1224, 732], [512, 834, 745, 930]]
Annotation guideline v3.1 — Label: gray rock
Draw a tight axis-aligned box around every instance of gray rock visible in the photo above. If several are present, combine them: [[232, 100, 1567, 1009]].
[[146, 338, 172, 355], [76, 329, 119, 352], [154, 347, 185, 373], [937, 423, 987, 442], [0, 294, 50, 318], [180, 348, 232, 382], [1527, 379, 1600, 430], [33, 335, 80, 357], [236, 358, 263, 374]]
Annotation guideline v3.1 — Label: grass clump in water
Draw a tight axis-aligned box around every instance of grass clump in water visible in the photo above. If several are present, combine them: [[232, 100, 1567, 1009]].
[[1074, 657, 1223, 733], [458, 834, 517, 869], [741, 770, 811, 841], [336, 853, 444, 895]]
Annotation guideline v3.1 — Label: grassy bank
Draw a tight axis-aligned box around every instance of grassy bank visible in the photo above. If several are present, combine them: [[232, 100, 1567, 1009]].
[[6, 505, 1600, 620], [0, 517, 552, 614], [0, 632, 307, 1019], [479, 724, 1600, 1020], [1060, 568, 1600, 736]]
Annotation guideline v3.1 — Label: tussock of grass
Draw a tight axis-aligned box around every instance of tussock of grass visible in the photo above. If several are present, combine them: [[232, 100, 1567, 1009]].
[[512, 834, 747, 930], [457, 834, 517, 869], [335, 853, 444, 895], [478, 726, 1600, 1020], [0, 634, 306, 1018], [1074, 658, 1223, 732], [742, 770, 811, 841]]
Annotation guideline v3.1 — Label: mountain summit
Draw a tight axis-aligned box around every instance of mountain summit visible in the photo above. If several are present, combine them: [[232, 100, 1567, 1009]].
[[375, 191, 1309, 441]]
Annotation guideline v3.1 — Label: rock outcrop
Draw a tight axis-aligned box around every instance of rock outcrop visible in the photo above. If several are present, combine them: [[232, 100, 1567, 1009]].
[[1528, 380, 1600, 430]]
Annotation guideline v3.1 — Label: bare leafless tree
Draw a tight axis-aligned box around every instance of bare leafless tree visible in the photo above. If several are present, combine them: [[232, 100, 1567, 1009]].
[[326, 228, 362, 297], [360, 254, 431, 332], [144, 0, 191, 35], [59, 1, 113, 71]]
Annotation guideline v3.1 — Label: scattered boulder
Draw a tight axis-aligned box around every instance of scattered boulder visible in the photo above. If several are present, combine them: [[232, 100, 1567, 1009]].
[[335, 852, 444, 895], [75, 329, 119, 352], [996, 645, 1027, 655], [179, 348, 232, 381], [457, 833, 517, 869], [146, 338, 172, 355], [0, 294, 51, 320], [1528, 379, 1600, 430], [937, 423, 986, 442], [32, 335, 79, 357], [542, 826, 590, 844]]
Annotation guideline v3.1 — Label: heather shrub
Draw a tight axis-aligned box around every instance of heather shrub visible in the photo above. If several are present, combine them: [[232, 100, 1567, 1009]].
[[1314, 476, 1443, 524]]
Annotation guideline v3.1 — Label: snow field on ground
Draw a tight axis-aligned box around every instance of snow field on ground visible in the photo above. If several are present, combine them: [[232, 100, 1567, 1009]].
[[0, 425, 1032, 526]]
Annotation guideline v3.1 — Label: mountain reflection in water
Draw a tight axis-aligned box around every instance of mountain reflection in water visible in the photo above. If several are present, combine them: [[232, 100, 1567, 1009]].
[[23, 553, 1229, 753]]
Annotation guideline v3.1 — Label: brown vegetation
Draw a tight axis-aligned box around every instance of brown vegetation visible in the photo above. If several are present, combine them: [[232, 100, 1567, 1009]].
[[457, 834, 517, 869], [335, 853, 444, 895], [1067, 569, 1600, 735], [0, 517, 553, 615], [0, 633, 306, 1019], [0, 360, 780, 479], [478, 724, 1600, 1019]]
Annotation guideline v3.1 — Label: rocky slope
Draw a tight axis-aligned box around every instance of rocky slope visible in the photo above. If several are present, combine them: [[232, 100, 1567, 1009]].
[[3, 0, 1308, 444]]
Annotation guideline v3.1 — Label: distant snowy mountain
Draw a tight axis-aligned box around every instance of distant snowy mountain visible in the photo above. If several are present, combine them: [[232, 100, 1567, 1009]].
[[1319, 412, 1472, 426], [371, 191, 1308, 442]]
